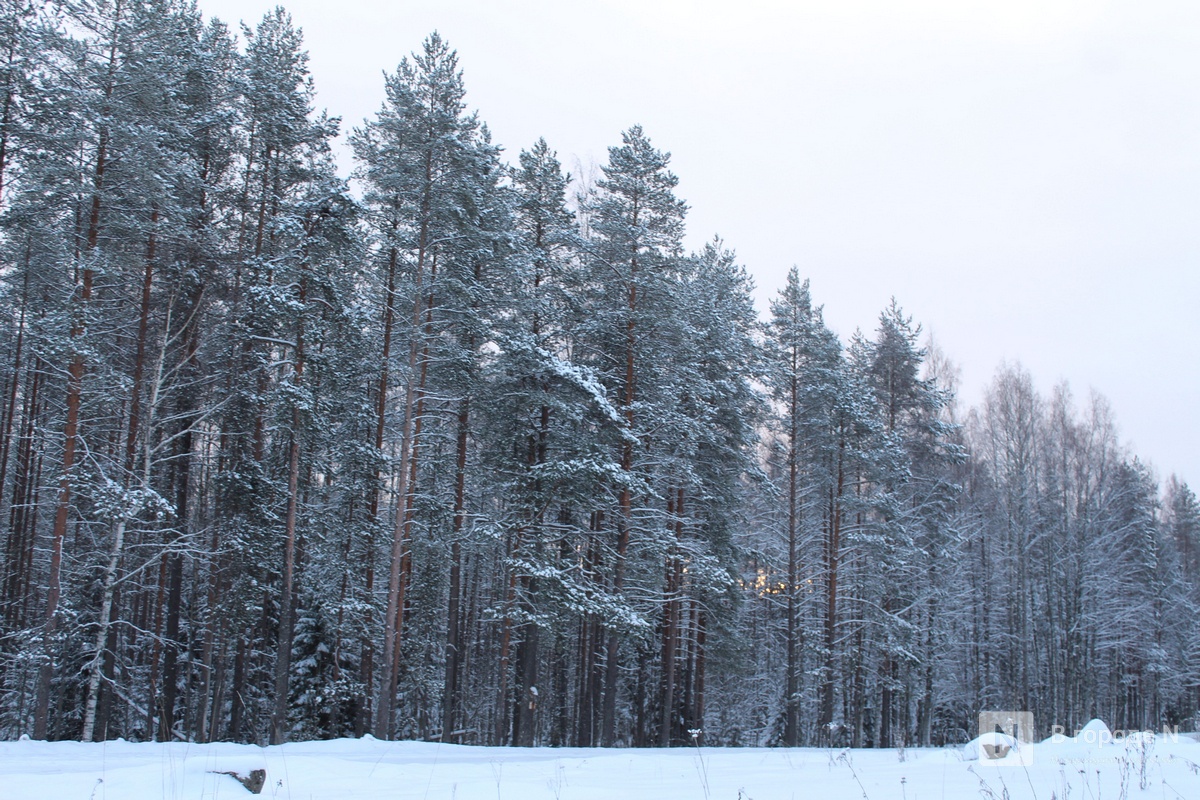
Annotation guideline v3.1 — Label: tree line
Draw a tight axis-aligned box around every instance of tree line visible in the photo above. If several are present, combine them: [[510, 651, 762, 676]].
[[0, 1, 1196, 747]]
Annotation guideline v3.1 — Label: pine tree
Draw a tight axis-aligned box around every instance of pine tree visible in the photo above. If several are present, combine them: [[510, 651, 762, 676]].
[[661, 239, 761, 745], [577, 125, 688, 745], [191, 6, 345, 744], [860, 300, 955, 747], [352, 31, 510, 740], [482, 137, 602, 746], [765, 268, 841, 745], [1164, 478, 1200, 722]]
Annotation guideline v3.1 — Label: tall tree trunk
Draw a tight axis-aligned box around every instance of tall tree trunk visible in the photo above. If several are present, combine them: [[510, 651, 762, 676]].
[[3, 360, 39, 630], [271, 274, 306, 745], [35, 158, 98, 740], [158, 552, 183, 740], [375, 189, 433, 738], [82, 208, 157, 742], [602, 272, 638, 747], [358, 242, 398, 736], [0, 240, 30, 516], [495, 525, 524, 745], [0, 249, 32, 631], [512, 610, 539, 746], [441, 397, 470, 742], [820, 438, 845, 735], [512, 256, 551, 748], [785, 364, 800, 746], [0, 0, 29, 209], [228, 635, 247, 740], [158, 298, 202, 742], [34, 0, 122, 737], [660, 489, 684, 746]]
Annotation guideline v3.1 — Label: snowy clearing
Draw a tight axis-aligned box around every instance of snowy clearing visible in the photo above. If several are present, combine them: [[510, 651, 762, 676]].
[[4, 728, 1200, 800]]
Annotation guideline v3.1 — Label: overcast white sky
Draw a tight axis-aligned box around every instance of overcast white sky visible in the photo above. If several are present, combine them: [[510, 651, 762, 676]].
[[202, 0, 1200, 486]]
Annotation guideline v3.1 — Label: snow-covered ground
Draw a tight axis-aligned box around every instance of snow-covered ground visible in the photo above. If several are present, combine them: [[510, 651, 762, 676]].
[[4, 723, 1200, 799]]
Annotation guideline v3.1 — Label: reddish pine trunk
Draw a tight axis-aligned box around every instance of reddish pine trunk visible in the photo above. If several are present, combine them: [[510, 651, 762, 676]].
[[37, 5, 121, 737], [358, 244, 398, 735], [442, 398, 470, 742], [35, 188, 99, 739], [660, 489, 684, 746], [603, 268, 638, 746], [820, 438, 845, 734], [82, 212, 158, 742], [375, 207, 432, 738]]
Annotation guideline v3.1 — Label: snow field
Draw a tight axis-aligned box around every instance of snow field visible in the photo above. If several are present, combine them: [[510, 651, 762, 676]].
[[2, 727, 1200, 800]]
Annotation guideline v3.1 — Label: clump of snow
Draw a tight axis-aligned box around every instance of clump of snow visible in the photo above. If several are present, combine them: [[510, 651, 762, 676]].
[[1078, 719, 1111, 739], [1037, 716, 1184, 775], [1041, 718, 1119, 749]]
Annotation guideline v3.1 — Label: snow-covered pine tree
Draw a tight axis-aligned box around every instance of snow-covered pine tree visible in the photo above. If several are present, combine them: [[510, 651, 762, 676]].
[[657, 239, 762, 745], [1163, 478, 1200, 723], [203, 7, 342, 744], [352, 32, 511, 741], [763, 269, 843, 745], [477, 137, 616, 746], [859, 301, 956, 747], [576, 125, 688, 746]]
